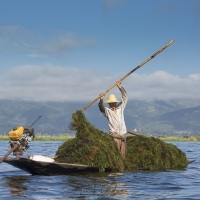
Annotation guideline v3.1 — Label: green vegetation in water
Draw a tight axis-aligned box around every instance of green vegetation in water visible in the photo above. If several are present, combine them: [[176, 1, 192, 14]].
[[0, 134, 73, 141], [0, 135, 9, 140], [160, 136, 199, 142], [1, 134, 200, 142], [34, 134, 73, 141], [55, 111, 188, 172]]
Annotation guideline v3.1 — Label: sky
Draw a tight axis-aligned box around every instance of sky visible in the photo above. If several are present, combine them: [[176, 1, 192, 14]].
[[0, 0, 200, 105]]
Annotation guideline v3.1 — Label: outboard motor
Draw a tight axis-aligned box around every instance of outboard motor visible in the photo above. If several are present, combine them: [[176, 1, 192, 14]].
[[8, 125, 35, 157], [8, 124, 55, 163], [0, 116, 41, 163]]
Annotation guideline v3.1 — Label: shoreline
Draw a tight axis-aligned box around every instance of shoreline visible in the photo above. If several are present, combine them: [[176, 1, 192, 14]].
[[0, 135, 200, 142], [0, 134, 74, 141]]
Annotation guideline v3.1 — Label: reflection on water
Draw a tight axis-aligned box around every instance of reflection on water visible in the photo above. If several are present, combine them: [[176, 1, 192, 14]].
[[3, 173, 130, 199], [67, 173, 130, 199], [1, 141, 200, 199], [5, 176, 29, 198]]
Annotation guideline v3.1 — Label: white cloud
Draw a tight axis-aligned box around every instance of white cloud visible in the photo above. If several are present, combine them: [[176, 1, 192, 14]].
[[0, 25, 34, 52], [0, 25, 96, 56], [126, 71, 200, 100], [0, 66, 200, 102], [103, 0, 129, 12], [26, 53, 47, 58], [39, 34, 96, 55], [189, 74, 200, 80]]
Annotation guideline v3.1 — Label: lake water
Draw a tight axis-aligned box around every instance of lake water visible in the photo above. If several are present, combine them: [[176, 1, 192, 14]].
[[0, 140, 200, 200]]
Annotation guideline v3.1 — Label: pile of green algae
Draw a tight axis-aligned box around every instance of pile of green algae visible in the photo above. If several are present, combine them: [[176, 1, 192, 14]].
[[55, 111, 188, 172]]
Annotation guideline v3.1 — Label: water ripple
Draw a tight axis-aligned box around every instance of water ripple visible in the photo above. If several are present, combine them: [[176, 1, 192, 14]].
[[1, 141, 200, 199]]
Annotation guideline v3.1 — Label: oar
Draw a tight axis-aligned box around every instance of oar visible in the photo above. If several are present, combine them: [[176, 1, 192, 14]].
[[81, 39, 174, 112], [0, 143, 19, 164]]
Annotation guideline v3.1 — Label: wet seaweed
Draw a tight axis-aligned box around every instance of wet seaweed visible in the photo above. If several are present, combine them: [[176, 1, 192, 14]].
[[55, 111, 188, 172], [125, 135, 188, 171], [55, 111, 124, 172]]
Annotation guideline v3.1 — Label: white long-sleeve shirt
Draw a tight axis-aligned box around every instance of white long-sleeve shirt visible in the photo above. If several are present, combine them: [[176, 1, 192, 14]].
[[98, 87, 128, 135]]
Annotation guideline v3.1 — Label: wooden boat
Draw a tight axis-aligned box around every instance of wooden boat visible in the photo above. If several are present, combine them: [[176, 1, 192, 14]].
[[3, 157, 100, 175], [2, 157, 196, 176]]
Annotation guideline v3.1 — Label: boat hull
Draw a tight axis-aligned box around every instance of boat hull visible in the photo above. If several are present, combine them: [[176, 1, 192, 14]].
[[3, 158, 99, 175]]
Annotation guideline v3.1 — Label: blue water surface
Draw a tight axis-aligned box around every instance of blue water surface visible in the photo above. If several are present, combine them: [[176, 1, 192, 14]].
[[0, 140, 200, 200]]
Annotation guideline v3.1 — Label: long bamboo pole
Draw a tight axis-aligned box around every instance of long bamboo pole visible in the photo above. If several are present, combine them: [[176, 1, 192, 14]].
[[0, 143, 19, 164], [81, 39, 174, 112]]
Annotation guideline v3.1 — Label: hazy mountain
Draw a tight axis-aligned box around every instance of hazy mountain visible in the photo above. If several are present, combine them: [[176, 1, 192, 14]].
[[0, 99, 200, 136]]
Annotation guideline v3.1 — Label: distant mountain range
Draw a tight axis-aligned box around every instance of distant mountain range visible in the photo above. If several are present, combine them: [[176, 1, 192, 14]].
[[0, 99, 200, 136]]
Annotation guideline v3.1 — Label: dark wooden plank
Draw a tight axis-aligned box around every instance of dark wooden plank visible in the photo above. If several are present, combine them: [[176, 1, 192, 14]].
[[3, 158, 99, 175]]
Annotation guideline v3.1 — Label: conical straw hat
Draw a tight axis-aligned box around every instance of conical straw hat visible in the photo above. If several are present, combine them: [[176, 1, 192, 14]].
[[104, 94, 121, 103]]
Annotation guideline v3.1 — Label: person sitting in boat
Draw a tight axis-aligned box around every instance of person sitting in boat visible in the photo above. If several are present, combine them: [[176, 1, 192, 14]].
[[98, 80, 128, 159]]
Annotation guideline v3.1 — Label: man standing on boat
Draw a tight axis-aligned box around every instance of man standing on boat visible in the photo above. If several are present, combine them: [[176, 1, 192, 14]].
[[98, 81, 128, 159]]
